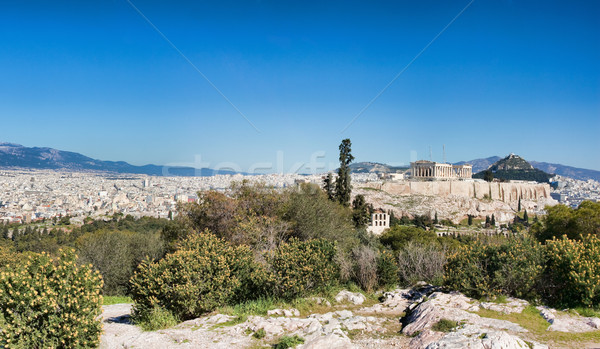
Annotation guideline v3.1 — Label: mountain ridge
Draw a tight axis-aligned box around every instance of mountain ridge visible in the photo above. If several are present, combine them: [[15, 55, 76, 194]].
[[0, 143, 237, 176], [2, 143, 599, 181]]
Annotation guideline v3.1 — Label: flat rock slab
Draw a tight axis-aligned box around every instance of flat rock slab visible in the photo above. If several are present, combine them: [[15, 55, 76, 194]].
[[99, 304, 251, 349], [537, 306, 600, 332]]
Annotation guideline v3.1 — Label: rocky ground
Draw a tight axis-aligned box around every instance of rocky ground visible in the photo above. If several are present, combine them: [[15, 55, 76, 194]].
[[99, 286, 600, 349]]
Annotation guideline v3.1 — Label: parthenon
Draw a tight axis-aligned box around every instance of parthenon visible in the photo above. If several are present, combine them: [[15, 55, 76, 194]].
[[410, 160, 472, 180]]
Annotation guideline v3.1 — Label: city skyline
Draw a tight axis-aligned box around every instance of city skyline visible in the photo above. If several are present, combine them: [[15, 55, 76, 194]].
[[1, 0, 598, 171]]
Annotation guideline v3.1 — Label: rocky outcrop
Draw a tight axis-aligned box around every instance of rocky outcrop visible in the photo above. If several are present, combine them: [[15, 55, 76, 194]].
[[362, 181, 554, 204], [334, 291, 366, 305], [100, 287, 599, 349], [401, 292, 547, 349], [355, 181, 557, 224], [537, 306, 600, 332]]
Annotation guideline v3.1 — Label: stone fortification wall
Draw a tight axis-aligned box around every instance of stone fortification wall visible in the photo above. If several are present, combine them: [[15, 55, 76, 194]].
[[363, 180, 551, 203]]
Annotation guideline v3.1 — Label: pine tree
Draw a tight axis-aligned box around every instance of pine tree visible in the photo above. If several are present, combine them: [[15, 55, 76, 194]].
[[523, 209, 528, 224], [518, 198, 521, 212], [434, 212, 439, 224], [485, 215, 491, 227], [335, 139, 354, 207], [491, 214, 496, 227], [351, 194, 370, 228], [468, 215, 473, 226]]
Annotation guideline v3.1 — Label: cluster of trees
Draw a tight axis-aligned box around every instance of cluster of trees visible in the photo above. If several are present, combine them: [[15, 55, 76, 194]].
[[0, 215, 170, 295]]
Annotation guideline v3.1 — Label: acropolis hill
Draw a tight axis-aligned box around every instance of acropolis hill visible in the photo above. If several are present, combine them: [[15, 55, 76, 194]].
[[352, 158, 558, 225], [361, 180, 553, 203]]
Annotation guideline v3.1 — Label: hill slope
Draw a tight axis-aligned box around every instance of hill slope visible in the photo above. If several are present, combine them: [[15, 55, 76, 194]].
[[456, 156, 600, 182], [472, 154, 553, 183], [0, 143, 235, 176]]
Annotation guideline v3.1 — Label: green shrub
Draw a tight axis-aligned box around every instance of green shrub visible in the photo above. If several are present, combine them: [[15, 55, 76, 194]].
[[253, 328, 266, 339], [544, 235, 600, 307], [77, 229, 165, 296], [275, 335, 305, 349], [130, 232, 251, 321], [377, 249, 399, 288], [380, 226, 438, 251], [432, 318, 459, 332], [0, 249, 103, 348], [537, 201, 600, 242], [489, 237, 545, 298], [267, 238, 339, 299], [136, 306, 178, 331], [444, 238, 544, 299], [444, 241, 490, 297]]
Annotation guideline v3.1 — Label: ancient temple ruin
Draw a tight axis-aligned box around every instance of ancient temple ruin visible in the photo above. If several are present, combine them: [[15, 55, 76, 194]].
[[411, 160, 472, 180]]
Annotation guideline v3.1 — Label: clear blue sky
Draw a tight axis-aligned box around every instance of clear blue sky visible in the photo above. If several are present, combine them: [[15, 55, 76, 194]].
[[1, 0, 598, 173]]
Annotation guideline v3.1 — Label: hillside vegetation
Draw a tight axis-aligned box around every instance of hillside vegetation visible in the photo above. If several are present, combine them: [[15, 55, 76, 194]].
[[1, 184, 599, 347]]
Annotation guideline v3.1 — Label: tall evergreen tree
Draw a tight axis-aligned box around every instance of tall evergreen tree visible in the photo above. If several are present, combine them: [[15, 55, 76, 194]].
[[335, 139, 354, 206], [518, 198, 521, 212], [322, 173, 335, 201], [523, 209, 529, 224], [468, 215, 473, 226], [485, 215, 491, 227], [491, 214, 496, 227], [434, 212, 439, 224]]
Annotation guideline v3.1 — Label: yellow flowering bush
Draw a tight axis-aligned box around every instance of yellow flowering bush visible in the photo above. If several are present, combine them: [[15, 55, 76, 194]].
[[377, 249, 399, 288], [444, 241, 492, 298], [545, 234, 600, 307], [0, 249, 103, 348], [129, 232, 256, 321], [266, 238, 338, 299]]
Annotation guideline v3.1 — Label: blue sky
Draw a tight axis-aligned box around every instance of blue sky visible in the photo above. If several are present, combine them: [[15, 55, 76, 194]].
[[1, 0, 598, 172]]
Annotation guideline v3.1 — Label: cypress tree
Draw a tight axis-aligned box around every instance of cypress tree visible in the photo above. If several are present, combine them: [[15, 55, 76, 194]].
[[335, 139, 354, 207], [323, 173, 335, 201]]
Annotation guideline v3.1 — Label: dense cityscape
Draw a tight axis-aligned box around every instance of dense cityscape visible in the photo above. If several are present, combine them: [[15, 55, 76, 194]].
[[1, 167, 598, 225]]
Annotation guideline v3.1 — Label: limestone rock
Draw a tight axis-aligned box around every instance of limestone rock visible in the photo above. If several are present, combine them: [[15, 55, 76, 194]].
[[334, 291, 366, 305], [537, 306, 600, 332], [402, 292, 529, 348], [423, 325, 548, 349], [479, 298, 529, 314], [310, 297, 332, 307], [267, 308, 301, 317], [299, 330, 354, 349], [359, 287, 431, 315]]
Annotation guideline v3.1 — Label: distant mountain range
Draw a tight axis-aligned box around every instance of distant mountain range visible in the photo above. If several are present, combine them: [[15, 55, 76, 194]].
[[0, 143, 237, 176], [348, 162, 408, 174], [1, 143, 599, 181]]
